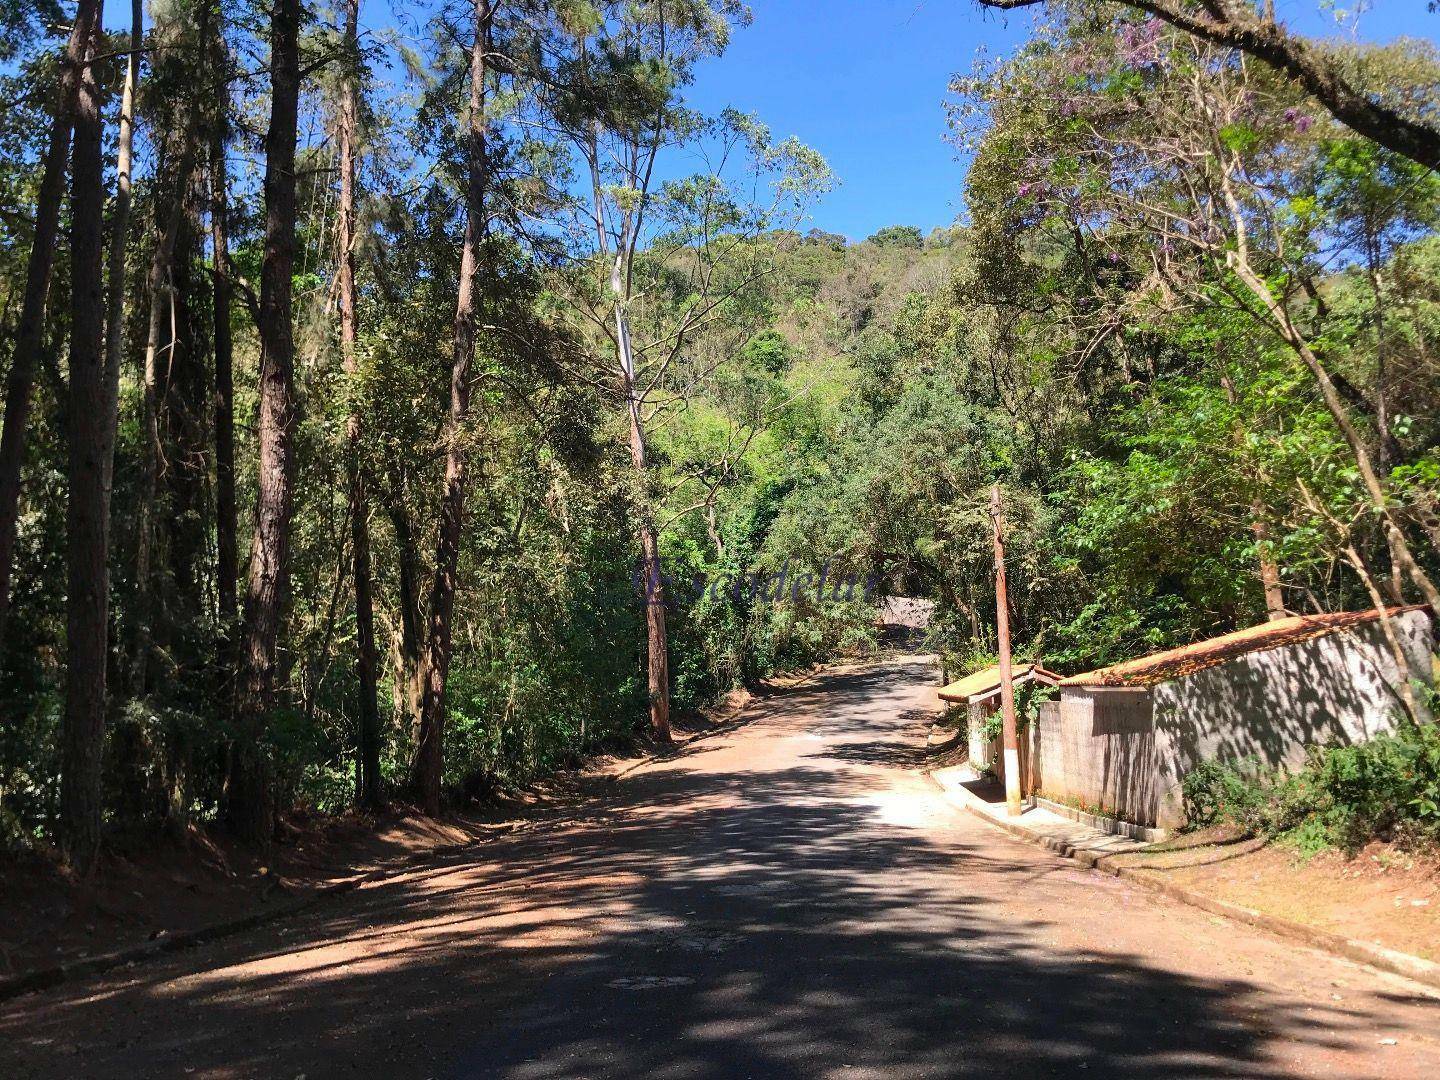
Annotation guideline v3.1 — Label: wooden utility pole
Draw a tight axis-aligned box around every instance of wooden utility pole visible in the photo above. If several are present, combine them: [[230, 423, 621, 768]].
[[990, 486, 1023, 817]]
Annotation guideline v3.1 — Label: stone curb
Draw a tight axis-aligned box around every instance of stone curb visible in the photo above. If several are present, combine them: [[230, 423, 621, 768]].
[[928, 772, 1440, 995], [1031, 794, 1169, 844], [0, 664, 834, 1005]]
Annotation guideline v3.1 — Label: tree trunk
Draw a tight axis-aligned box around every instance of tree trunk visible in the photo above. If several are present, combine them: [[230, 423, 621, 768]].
[[0, 0, 102, 647], [1216, 167, 1440, 612], [102, 0, 141, 484], [1219, 373, 1286, 620], [577, 90, 674, 742], [413, 0, 491, 816], [211, 146, 237, 636], [160, 207, 210, 653], [385, 489, 426, 736], [1250, 514, 1287, 621], [209, 14, 238, 644], [60, 13, 111, 869], [620, 331, 672, 742], [1228, 252, 1440, 611], [1366, 256, 1406, 605], [337, 0, 382, 808], [228, 0, 302, 844], [131, 125, 200, 692]]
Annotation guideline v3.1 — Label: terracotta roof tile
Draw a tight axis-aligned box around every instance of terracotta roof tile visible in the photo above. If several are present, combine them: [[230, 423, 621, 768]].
[[1060, 606, 1430, 688], [938, 663, 1061, 703]]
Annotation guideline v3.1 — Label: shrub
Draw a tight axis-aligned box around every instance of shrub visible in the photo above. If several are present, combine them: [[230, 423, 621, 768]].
[[1181, 757, 1272, 832], [1180, 719, 1440, 855]]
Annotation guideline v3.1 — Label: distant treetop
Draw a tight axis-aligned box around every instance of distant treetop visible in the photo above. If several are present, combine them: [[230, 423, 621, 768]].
[[866, 225, 924, 248], [805, 228, 848, 249]]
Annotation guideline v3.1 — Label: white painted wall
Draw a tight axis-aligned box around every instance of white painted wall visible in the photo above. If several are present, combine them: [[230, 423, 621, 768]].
[[1036, 610, 1435, 828], [1153, 608, 1433, 770]]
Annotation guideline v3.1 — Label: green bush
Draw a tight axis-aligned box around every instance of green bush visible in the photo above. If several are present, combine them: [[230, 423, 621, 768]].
[[1181, 757, 1274, 833], [1181, 720, 1440, 855]]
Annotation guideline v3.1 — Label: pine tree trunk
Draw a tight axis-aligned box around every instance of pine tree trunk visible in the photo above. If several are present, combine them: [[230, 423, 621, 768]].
[[413, 0, 490, 816], [161, 208, 210, 636], [0, 0, 102, 648], [337, 0, 382, 808], [211, 121, 238, 638], [60, 15, 111, 869], [131, 127, 199, 692], [207, 5, 237, 644], [228, 0, 302, 845], [102, 0, 141, 483], [387, 492, 426, 737]]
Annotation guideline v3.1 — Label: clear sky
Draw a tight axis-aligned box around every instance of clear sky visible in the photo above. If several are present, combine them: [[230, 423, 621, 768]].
[[681, 1, 1440, 242]]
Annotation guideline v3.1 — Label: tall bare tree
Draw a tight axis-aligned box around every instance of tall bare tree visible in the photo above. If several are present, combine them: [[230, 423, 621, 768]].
[[102, 0, 142, 481], [412, 0, 492, 815], [544, 3, 829, 742], [228, 0, 303, 843], [209, 37, 238, 641], [0, 0, 103, 647], [337, 0, 382, 808]]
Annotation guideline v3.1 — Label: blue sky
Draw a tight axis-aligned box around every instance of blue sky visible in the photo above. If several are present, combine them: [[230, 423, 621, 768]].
[[681, 1, 1440, 242]]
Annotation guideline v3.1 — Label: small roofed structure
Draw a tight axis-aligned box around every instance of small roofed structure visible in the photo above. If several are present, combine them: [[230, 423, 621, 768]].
[[939, 663, 1060, 705], [939, 663, 1059, 778], [1033, 605, 1434, 830]]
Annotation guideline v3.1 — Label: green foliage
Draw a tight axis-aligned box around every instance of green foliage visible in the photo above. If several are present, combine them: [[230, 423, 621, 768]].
[[866, 225, 924, 249], [3, 0, 1439, 857], [737, 329, 793, 375], [1182, 715, 1440, 854]]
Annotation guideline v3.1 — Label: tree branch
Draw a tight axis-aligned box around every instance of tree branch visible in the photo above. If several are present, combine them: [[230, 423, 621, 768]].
[[976, 0, 1440, 168]]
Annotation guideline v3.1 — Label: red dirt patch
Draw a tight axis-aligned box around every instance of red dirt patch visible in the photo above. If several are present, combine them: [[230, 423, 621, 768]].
[[0, 807, 522, 980], [1110, 827, 1440, 961]]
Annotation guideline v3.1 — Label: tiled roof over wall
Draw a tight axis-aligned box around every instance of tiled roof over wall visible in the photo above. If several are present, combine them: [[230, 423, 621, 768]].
[[1060, 606, 1430, 688]]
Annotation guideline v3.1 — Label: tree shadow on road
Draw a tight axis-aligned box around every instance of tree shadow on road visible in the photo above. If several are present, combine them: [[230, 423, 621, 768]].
[[0, 659, 1410, 1079]]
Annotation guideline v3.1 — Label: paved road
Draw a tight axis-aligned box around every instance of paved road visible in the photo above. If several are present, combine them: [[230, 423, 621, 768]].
[[4, 655, 1438, 1079]]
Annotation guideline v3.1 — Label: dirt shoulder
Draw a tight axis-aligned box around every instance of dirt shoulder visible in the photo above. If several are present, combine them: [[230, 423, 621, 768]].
[[0, 806, 522, 983], [1107, 826, 1440, 962], [0, 664, 824, 985]]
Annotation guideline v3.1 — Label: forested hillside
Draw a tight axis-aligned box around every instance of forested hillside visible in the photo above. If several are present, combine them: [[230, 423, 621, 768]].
[[1, 0, 1437, 864]]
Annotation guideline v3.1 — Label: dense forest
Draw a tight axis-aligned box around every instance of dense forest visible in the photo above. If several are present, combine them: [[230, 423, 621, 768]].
[[1, 0, 1437, 867]]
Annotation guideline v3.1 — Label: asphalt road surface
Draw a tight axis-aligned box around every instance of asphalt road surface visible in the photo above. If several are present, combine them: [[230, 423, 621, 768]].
[[3, 655, 1438, 1079]]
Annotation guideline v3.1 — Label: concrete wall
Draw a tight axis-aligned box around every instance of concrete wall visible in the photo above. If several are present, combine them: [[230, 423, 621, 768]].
[[1152, 609, 1433, 776], [1029, 609, 1434, 829], [1029, 691, 1168, 825]]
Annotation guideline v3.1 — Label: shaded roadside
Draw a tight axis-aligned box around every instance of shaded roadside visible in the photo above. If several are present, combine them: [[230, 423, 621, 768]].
[[1, 656, 1437, 1079], [0, 665, 824, 985], [1108, 827, 1440, 963]]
